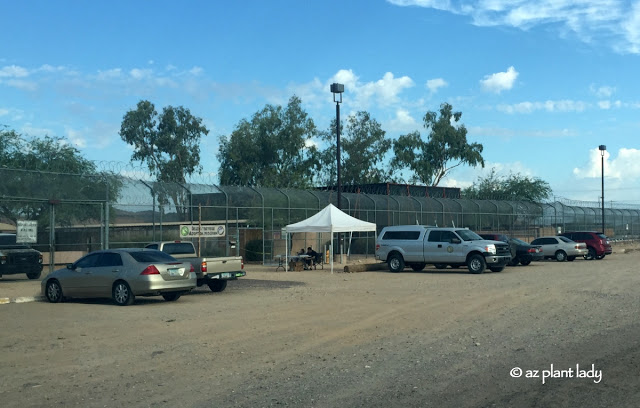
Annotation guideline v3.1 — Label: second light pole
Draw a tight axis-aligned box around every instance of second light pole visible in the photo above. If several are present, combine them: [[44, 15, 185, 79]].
[[330, 83, 344, 209], [599, 144, 606, 233]]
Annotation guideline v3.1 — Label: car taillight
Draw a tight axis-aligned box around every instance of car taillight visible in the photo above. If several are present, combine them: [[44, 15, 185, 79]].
[[376, 244, 380, 251], [141, 265, 160, 275], [200, 261, 207, 273], [241, 258, 244, 269], [190, 264, 195, 273], [527, 248, 536, 253]]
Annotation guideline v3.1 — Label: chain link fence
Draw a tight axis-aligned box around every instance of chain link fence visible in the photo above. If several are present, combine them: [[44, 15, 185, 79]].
[[1, 167, 639, 271]]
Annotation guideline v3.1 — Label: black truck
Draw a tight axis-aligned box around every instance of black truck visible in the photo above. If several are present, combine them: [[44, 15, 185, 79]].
[[0, 233, 43, 280]]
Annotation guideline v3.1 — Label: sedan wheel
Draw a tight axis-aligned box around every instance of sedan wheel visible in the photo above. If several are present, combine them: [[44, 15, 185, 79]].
[[112, 281, 135, 306], [45, 280, 63, 303], [555, 250, 567, 262]]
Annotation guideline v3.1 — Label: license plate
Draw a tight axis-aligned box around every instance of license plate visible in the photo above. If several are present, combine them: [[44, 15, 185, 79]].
[[222, 272, 231, 278], [168, 268, 180, 276]]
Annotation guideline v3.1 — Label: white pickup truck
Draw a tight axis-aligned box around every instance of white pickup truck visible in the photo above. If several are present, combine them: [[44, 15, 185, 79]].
[[375, 226, 512, 274], [145, 241, 245, 292]]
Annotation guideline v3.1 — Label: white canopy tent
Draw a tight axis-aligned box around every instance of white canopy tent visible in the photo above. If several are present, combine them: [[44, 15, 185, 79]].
[[284, 204, 377, 273]]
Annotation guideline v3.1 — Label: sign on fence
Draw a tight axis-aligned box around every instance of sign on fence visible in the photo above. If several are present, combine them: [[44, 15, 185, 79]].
[[179, 224, 226, 238], [16, 220, 37, 243]]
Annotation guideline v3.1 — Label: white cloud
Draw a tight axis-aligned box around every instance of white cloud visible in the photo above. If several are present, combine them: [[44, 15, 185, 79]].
[[189, 66, 204, 75], [573, 147, 640, 180], [480, 66, 518, 93], [497, 99, 588, 113], [598, 100, 611, 109], [129, 68, 152, 80], [97, 68, 123, 80], [65, 126, 87, 149], [386, 108, 419, 133], [330, 70, 414, 109], [0, 65, 29, 78], [426, 78, 448, 93], [0, 108, 8, 116], [590, 84, 615, 98], [6, 79, 37, 91], [388, 0, 640, 54], [21, 124, 54, 137]]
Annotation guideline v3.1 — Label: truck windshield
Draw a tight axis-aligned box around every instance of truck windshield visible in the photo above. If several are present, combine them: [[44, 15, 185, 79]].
[[456, 230, 483, 241]]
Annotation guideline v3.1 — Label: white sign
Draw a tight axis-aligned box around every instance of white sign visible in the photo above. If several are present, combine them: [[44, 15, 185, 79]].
[[179, 224, 226, 238], [16, 220, 37, 243]]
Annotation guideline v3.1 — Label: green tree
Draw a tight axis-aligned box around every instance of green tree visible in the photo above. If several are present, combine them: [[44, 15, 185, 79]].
[[391, 102, 484, 186], [119, 100, 208, 183], [463, 168, 552, 202], [218, 96, 317, 188], [119, 100, 209, 217], [0, 126, 121, 227], [316, 111, 392, 186]]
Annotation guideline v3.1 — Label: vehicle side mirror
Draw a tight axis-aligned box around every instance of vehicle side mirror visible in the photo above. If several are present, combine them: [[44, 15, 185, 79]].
[[450, 238, 461, 244], [66, 263, 76, 270]]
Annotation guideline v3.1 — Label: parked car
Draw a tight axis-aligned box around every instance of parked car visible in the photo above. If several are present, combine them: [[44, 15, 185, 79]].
[[558, 231, 612, 260], [507, 237, 544, 265], [530, 236, 588, 262], [479, 234, 544, 266], [0, 233, 43, 279], [41, 249, 196, 306]]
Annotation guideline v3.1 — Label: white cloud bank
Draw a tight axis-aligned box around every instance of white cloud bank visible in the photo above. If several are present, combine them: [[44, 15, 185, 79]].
[[387, 0, 640, 54], [480, 66, 518, 94]]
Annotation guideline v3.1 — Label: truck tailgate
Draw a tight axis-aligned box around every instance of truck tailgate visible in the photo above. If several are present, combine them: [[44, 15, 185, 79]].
[[204, 256, 243, 274]]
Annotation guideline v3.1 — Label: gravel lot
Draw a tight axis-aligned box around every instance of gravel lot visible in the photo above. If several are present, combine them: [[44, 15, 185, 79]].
[[1, 245, 639, 407]]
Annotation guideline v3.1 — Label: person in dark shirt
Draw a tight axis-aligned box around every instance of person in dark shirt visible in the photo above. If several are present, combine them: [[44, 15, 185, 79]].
[[306, 246, 319, 269]]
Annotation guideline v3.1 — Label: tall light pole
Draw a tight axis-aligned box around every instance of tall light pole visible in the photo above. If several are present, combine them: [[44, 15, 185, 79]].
[[599, 145, 606, 233], [330, 83, 344, 209]]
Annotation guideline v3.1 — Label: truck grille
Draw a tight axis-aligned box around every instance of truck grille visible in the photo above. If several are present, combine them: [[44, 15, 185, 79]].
[[495, 244, 511, 256], [9, 253, 39, 265]]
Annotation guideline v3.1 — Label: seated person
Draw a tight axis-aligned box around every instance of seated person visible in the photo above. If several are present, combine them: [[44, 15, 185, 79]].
[[297, 248, 306, 255], [305, 246, 319, 269]]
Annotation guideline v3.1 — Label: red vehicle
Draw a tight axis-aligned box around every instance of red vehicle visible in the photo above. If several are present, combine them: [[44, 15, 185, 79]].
[[559, 231, 612, 260]]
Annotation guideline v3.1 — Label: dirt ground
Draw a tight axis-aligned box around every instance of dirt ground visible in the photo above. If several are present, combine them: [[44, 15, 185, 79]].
[[1, 243, 639, 407]]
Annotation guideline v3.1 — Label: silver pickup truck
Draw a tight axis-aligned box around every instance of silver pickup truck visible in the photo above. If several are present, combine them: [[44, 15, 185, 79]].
[[145, 241, 245, 292], [375, 226, 512, 274]]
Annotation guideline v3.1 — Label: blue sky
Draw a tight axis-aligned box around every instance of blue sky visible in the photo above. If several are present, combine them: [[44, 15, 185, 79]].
[[1, 0, 640, 204]]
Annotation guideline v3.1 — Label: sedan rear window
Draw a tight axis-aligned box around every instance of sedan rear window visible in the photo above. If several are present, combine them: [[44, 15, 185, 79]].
[[129, 251, 177, 263]]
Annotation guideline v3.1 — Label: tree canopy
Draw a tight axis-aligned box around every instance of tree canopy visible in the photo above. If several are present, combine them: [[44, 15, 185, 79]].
[[316, 111, 392, 186], [217, 96, 317, 188], [391, 102, 484, 186], [0, 126, 120, 226], [119, 100, 208, 183], [463, 168, 552, 202]]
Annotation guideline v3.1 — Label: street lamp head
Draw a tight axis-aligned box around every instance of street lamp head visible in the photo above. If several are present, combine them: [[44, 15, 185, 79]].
[[330, 83, 344, 104], [599, 144, 606, 156], [330, 83, 344, 94]]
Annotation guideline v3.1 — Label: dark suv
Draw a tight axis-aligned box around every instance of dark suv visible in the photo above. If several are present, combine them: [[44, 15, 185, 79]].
[[559, 231, 612, 260]]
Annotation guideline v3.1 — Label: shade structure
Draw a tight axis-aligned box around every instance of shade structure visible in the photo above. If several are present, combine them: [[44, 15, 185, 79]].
[[284, 204, 377, 273]]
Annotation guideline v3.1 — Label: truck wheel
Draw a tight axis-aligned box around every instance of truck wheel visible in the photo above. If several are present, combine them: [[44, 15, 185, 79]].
[[584, 247, 596, 260], [467, 254, 486, 274], [45, 280, 63, 303], [410, 263, 426, 271], [387, 254, 405, 273], [208, 280, 228, 292], [596, 254, 605, 260], [27, 271, 42, 280], [489, 266, 504, 272], [555, 251, 567, 262], [433, 264, 447, 269], [520, 259, 532, 266], [162, 292, 182, 301]]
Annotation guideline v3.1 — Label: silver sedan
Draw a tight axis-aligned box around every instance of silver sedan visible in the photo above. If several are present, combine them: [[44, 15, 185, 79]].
[[530, 236, 588, 262], [41, 248, 196, 306]]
